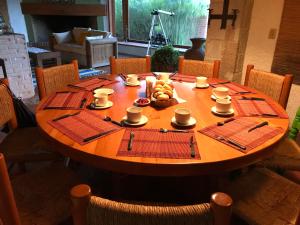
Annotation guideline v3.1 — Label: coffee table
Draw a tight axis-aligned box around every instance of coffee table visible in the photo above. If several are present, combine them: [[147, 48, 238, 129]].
[[28, 47, 61, 68], [36, 75, 289, 176]]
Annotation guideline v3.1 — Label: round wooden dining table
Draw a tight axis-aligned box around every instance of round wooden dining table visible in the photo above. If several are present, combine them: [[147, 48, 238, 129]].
[[36, 75, 289, 177]]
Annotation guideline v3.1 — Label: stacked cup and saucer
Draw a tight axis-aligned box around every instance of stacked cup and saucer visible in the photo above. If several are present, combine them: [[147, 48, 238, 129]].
[[122, 106, 148, 126], [125, 74, 140, 86], [90, 92, 113, 109], [196, 76, 209, 89], [171, 108, 196, 127], [211, 87, 234, 116]]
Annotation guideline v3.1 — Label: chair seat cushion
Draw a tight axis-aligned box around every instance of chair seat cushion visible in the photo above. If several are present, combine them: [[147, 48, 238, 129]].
[[12, 163, 81, 225], [225, 168, 300, 225], [0, 127, 59, 162]]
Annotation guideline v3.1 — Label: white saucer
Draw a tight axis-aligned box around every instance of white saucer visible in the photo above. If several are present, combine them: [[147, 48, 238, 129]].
[[211, 106, 234, 116], [94, 88, 114, 95], [211, 95, 231, 101], [125, 81, 140, 86], [196, 83, 209, 89], [122, 115, 148, 126], [90, 101, 113, 109], [171, 116, 197, 127]]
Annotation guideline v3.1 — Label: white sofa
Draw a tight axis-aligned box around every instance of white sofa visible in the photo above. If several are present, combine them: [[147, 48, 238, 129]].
[[49, 27, 118, 68]]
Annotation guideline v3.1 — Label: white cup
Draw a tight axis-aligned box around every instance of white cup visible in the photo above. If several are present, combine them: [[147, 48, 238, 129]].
[[175, 108, 191, 125], [158, 72, 170, 81], [94, 92, 108, 106], [126, 106, 142, 123], [212, 87, 229, 99], [126, 74, 138, 84], [215, 98, 232, 113], [196, 76, 208, 86]]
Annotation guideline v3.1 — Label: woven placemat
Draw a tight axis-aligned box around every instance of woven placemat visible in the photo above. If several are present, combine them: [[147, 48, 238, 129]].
[[117, 128, 200, 159], [69, 78, 118, 91], [198, 117, 283, 153]]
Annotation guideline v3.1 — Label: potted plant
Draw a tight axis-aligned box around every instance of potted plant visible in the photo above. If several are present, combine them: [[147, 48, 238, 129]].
[[151, 45, 179, 72]]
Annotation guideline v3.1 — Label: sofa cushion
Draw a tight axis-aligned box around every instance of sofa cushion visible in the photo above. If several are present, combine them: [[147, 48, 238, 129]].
[[73, 27, 91, 44], [53, 43, 85, 55], [90, 30, 111, 38], [53, 31, 73, 44]]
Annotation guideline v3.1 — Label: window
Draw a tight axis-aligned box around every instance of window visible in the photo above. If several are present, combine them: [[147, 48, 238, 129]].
[[115, 0, 210, 47]]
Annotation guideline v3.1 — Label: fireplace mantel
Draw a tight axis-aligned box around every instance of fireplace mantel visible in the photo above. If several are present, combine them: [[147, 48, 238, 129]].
[[21, 3, 107, 16]]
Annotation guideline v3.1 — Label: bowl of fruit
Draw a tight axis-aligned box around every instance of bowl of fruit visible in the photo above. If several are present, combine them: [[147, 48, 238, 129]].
[[151, 80, 176, 108]]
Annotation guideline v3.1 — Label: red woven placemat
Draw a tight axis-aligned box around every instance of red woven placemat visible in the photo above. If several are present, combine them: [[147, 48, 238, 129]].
[[41, 91, 91, 110], [210, 82, 253, 95], [170, 73, 196, 83], [69, 78, 118, 91], [198, 117, 283, 153], [118, 73, 155, 81], [48, 110, 123, 145], [117, 128, 200, 159], [231, 97, 288, 118]]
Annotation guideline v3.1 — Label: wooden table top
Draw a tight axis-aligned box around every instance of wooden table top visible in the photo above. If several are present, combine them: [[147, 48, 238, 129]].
[[36, 76, 289, 176]]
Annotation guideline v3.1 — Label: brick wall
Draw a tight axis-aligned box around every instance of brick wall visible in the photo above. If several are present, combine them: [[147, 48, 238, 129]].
[[0, 34, 34, 98]]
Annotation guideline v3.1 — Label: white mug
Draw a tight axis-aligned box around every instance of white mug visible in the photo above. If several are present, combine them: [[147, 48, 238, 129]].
[[215, 98, 232, 113], [126, 74, 138, 83], [126, 106, 142, 123], [212, 87, 229, 99], [196, 76, 208, 86], [175, 108, 191, 125], [94, 92, 108, 106]]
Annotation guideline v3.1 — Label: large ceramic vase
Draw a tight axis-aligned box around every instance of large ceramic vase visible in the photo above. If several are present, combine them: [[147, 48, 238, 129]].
[[184, 38, 205, 60]]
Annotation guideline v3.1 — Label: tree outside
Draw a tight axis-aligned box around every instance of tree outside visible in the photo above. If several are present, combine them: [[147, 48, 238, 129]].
[[116, 0, 210, 46]]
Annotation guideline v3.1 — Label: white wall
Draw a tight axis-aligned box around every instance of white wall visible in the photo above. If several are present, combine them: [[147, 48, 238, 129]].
[[242, 0, 284, 81], [7, 0, 28, 41]]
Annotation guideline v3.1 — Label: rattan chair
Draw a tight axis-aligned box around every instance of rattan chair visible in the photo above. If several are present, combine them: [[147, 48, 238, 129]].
[[0, 82, 59, 170], [0, 153, 81, 225], [178, 56, 220, 78], [36, 59, 80, 100], [223, 167, 300, 225], [244, 65, 293, 109], [109, 56, 151, 75], [70, 184, 232, 225]]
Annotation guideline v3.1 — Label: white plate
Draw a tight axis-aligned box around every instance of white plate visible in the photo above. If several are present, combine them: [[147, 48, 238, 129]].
[[90, 101, 113, 109], [134, 98, 151, 106], [211, 94, 231, 101], [122, 115, 148, 126], [196, 83, 209, 89], [124, 81, 141, 86], [211, 106, 234, 116], [171, 116, 197, 127], [94, 88, 114, 95]]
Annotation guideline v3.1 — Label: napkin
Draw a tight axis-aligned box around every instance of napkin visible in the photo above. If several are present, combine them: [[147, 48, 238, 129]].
[[117, 128, 200, 159]]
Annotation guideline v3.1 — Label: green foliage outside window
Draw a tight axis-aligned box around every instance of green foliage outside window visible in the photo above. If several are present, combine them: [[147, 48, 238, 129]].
[[115, 0, 210, 46]]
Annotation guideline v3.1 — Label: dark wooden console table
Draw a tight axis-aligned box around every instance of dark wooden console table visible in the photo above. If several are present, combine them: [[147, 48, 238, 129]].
[[28, 47, 61, 68]]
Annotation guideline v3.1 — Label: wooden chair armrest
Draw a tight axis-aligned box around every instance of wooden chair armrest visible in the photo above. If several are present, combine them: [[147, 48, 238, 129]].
[[70, 184, 91, 225], [210, 192, 233, 225]]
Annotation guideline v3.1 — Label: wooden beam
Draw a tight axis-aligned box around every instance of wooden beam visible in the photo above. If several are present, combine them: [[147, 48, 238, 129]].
[[21, 3, 107, 16], [108, 0, 116, 34], [122, 0, 129, 40]]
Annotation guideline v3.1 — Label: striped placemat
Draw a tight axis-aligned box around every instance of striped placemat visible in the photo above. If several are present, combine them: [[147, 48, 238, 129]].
[[41, 91, 91, 110], [198, 117, 283, 153], [170, 73, 196, 83], [210, 82, 253, 95], [69, 78, 118, 91], [117, 128, 200, 159]]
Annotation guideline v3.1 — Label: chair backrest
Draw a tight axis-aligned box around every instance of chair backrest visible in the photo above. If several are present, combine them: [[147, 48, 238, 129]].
[[289, 106, 300, 139], [35, 59, 80, 99], [110, 56, 151, 75], [0, 81, 17, 129], [178, 56, 220, 78], [0, 153, 22, 225], [244, 65, 293, 109], [70, 184, 232, 225]]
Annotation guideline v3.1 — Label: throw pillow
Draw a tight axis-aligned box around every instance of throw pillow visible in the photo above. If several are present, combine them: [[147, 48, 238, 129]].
[[53, 31, 72, 44], [86, 36, 104, 41], [73, 27, 91, 45]]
